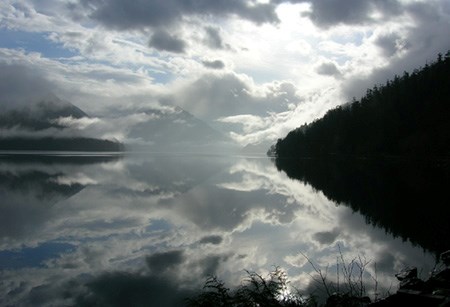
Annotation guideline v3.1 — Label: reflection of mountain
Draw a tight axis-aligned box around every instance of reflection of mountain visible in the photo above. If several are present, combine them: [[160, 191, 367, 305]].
[[0, 154, 121, 239], [127, 107, 234, 152], [113, 154, 232, 197], [274, 157, 450, 254], [0, 170, 84, 202], [0, 137, 124, 151], [0, 153, 123, 165], [0, 95, 124, 152]]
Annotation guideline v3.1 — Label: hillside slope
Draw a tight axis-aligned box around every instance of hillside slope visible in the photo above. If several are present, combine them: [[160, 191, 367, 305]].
[[271, 52, 450, 159], [0, 95, 124, 152]]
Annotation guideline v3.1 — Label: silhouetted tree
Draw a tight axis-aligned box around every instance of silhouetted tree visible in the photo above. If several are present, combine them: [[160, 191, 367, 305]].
[[272, 52, 450, 159]]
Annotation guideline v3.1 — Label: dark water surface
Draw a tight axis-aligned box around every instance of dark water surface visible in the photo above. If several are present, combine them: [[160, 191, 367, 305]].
[[0, 153, 446, 306]]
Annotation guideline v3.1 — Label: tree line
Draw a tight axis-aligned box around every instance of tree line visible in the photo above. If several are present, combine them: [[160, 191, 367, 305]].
[[270, 52, 450, 159]]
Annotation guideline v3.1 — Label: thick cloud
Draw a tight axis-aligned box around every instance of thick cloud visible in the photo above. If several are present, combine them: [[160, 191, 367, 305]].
[[312, 228, 340, 245], [305, 0, 373, 27], [199, 235, 223, 245], [315, 62, 341, 77], [75, 271, 194, 307], [149, 30, 187, 53], [77, 0, 279, 30], [202, 59, 225, 69], [275, 0, 401, 28], [204, 26, 226, 49], [0, 63, 52, 110], [343, 0, 450, 100], [146, 250, 185, 273], [171, 73, 298, 120], [374, 32, 409, 58]]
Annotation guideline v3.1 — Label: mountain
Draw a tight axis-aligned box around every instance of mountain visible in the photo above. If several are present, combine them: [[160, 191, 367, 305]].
[[0, 94, 124, 152], [271, 52, 450, 159], [126, 106, 237, 153], [240, 141, 273, 155], [0, 94, 87, 131]]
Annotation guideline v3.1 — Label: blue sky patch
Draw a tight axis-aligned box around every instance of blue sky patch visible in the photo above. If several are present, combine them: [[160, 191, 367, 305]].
[[0, 242, 76, 269], [0, 29, 77, 58]]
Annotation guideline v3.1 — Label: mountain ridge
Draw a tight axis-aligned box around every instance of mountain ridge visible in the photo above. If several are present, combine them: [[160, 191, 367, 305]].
[[0, 94, 124, 152]]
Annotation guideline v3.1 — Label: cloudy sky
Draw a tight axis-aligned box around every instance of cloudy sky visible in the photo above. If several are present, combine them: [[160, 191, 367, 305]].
[[1, 0, 449, 145]]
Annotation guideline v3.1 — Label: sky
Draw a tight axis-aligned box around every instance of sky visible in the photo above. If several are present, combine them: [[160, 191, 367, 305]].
[[1, 0, 450, 146]]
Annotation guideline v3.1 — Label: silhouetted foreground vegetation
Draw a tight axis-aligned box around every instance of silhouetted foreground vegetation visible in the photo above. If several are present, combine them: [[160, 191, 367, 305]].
[[0, 137, 124, 152], [271, 52, 450, 159], [189, 250, 450, 307], [187, 267, 313, 307], [188, 250, 382, 307]]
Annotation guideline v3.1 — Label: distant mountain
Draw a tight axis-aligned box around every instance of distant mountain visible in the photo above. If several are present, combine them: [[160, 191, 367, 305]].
[[240, 142, 273, 155], [127, 106, 236, 153], [271, 52, 450, 159], [0, 94, 124, 152], [0, 94, 87, 131]]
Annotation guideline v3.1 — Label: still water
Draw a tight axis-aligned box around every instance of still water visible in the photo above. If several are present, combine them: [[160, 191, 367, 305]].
[[0, 153, 446, 306]]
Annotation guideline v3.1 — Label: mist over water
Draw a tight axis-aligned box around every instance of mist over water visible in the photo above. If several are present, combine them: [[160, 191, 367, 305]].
[[0, 153, 438, 306]]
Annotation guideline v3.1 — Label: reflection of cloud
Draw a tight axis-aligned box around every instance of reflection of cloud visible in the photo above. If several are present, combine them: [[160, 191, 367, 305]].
[[50, 173, 97, 186], [312, 227, 340, 245], [146, 250, 185, 273], [199, 235, 223, 245], [75, 271, 194, 307], [0, 155, 437, 306]]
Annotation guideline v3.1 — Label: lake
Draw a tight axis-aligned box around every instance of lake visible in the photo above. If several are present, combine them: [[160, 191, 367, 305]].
[[0, 152, 447, 306]]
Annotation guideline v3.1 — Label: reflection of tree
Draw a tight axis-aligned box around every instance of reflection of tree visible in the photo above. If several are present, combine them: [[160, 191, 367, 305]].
[[0, 170, 84, 202], [274, 157, 450, 255], [0, 154, 123, 165]]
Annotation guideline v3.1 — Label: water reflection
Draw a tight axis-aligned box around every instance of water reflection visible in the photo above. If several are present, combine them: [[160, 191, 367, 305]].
[[0, 154, 438, 306], [275, 157, 450, 254]]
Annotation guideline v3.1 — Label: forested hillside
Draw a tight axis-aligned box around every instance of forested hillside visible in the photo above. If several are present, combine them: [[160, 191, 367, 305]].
[[271, 52, 450, 158]]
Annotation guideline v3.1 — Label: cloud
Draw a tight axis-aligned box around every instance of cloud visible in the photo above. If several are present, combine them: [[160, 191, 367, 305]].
[[201, 59, 225, 69], [170, 73, 298, 120], [343, 1, 450, 100], [75, 271, 194, 307], [51, 116, 101, 130], [77, 0, 279, 30], [315, 62, 341, 77], [304, 0, 372, 27], [0, 63, 52, 109], [312, 228, 340, 245], [146, 250, 185, 273], [283, 0, 402, 28], [199, 235, 223, 245], [2, 0, 449, 148], [149, 30, 187, 53], [204, 26, 226, 49], [374, 32, 410, 58]]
